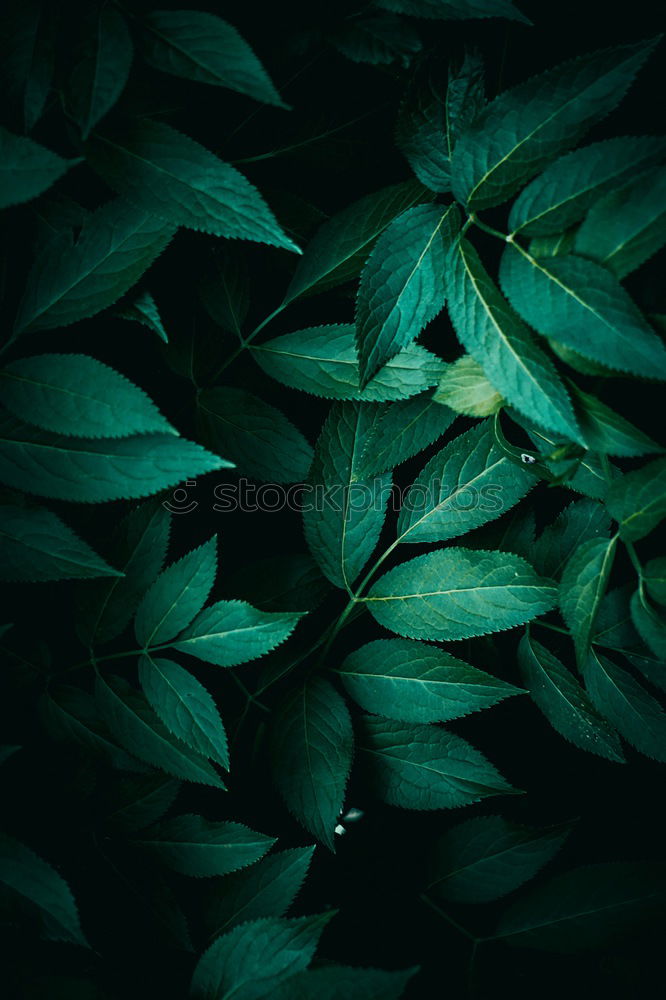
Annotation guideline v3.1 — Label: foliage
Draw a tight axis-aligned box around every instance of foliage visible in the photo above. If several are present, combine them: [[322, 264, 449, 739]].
[[1, 0, 665, 997]]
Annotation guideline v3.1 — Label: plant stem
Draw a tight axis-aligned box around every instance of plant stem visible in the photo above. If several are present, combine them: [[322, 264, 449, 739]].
[[419, 894, 482, 943], [206, 302, 287, 384], [59, 641, 182, 676], [469, 213, 511, 242]]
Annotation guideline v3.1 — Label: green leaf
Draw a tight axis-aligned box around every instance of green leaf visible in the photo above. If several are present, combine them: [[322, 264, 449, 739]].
[[584, 648, 666, 761], [433, 356, 502, 417], [644, 557, 666, 605], [139, 655, 229, 769], [366, 548, 557, 640], [518, 633, 624, 762], [101, 773, 180, 834], [494, 862, 666, 951], [356, 392, 456, 478], [172, 601, 302, 667], [445, 239, 581, 442], [499, 244, 666, 380], [205, 847, 314, 936], [630, 588, 666, 659], [253, 325, 445, 402], [65, 7, 133, 139], [76, 501, 170, 645], [136, 814, 274, 877], [625, 651, 666, 694], [428, 814, 571, 903], [0, 833, 88, 948], [396, 419, 537, 544], [270, 966, 417, 1000], [560, 536, 617, 664], [135, 538, 217, 647], [358, 716, 516, 810], [451, 39, 658, 209], [606, 458, 666, 541], [42, 685, 140, 772], [570, 383, 663, 457], [332, 12, 421, 68], [395, 63, 451, 193], [0, 126, 78, 209], [574, 165, 666, 277], [199, 250, 249, 338], [141, 10, 286, 107], [0, 503, 121, 582], [534, 500, 611, 577], [339, 637, 522, 723], [355, 203, 458, 385], [0, 354, 175, 438], [198, 388, 313, 483], [376, 0, 529, 22], [226, 554, 330, 613], [86, 119, 298, 251], [593, 584, 641, 650], [270, 678, 353, 850], [445, 49, 486, 154], [116, 289, 168, 342], [0, 416, 229, 502], [96, 673, 225, 787], [15, 198, 176, 334], [190, 913, 332, 1000], [304, 401, 390, 590], [285, 181, 431, 303], [509, 136, 666, 236], [4, 0, 55, 132]]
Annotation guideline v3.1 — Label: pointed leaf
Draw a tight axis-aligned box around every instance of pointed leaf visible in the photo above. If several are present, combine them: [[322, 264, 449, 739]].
[[270, 966, 416, 1000], [339, 637, 522, 723], [644, 557, 666, 606], [66, 7, 133, 138], [356, 392, 456, 478], [376, 0, 528, 21], [136, 814, 274, 877], [606, 458, 666, 541], [570, 383, 663, 457], [270, 678, 353, 850], [0, 126, 77, 209], [630, 588, 666, 659], [560, 536, 617, 664], [172, 601, 301, 667], [366, 548, 557, 641], [135, 538, 217, 647], [395, 63, 451, 192], [102, 773, 181, 834], [116, 289, 168, 342], [433, 355, 502, 417], [359, 716, 515, 810]]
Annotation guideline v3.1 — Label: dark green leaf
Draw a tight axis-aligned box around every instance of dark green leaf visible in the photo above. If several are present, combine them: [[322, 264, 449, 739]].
[[560, 536, 618, 664], [533, 499, 611, 578], [65, 7, 133, 139], [270, 966, 417, 1000], [606, 458, 666, 541], [0, 126, 78, 209], [136, 813, 275, 877], [134, 538, 217, 647], [172, 601, 302, 667]]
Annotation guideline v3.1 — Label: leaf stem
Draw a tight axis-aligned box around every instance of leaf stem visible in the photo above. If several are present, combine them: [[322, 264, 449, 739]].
[[206, 302, 288, 384], [419, 894, 483, 943], [469, 213, 511, 242]]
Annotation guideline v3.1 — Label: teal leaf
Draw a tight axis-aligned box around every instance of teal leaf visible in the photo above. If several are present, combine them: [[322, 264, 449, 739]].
[[332, 12, 422, 68], [0, 354, 175, 438], [86, 120, 298, 251], [116, 289, 168, 342], [355, 203, 458, 385], [396, 420, 537, 544], [190, 913, 333, 1000], [141, 10, 286, 107], [0, 503, 121, 582], [0, 416, 229, 503], [226, 554, 330, 613], [509, 136, 666, 236], [199, 251, 249, 338], [139, 655, 229, 770], [135, 538, 217, 647], [593, 584, 641, 650], [304, 401, 390, 590], [76, 501, 170, 645], [65, 7, 133, 139], [42, 685, 140, 772], [358, 716, 516, 810], [560, 536, 618, 664], [198, 388, 313, 483], [494, 862, 666, 951], [15, 198, 176, 334], [285, 181, 431, 303], [376, 0, 529, 22], [253, 325, 445, 402], [101, 774, 181, 834], [270, 966, 417, 1000], [570, 383, 663, 457], [172, 601, 302, 667], [518, 633, 624, 762], [205, 847, 314, 936], [136, 814, 275, 877], [630, 588, 666, 659], [606, 458, 666, 541], [445, 239, 581, 442], [395, 63, 451, 193], [584, 648, 666, 761], [574, 165, 666, 277], [499, 244, 666, 380], [433, 355, 503, 418], [270, 678, 353, 850], [428, 814, 571, 903], [0, 832, 88, 948], [534, 494, 611, 581], [96, 673, 225, 787], [644, 557, 666, 605], [339, 637, 522, 723], [452, 39, 658, 209], [4, 0, 55, 132], [356, 392, 456, 478], [445, 48, 486, 154], [0, 126, 78, 209], [366, 548, 557, 641]]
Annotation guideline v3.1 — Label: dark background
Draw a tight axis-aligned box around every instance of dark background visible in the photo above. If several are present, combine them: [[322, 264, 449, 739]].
[[1, 0, 665, 997]]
